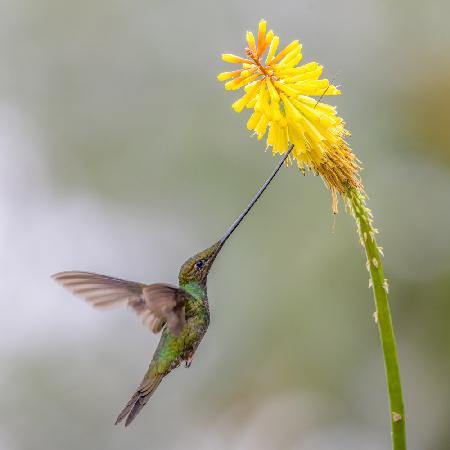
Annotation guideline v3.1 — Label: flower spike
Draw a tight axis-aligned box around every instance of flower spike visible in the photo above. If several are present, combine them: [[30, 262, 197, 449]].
[[218, 20, 362, 212]]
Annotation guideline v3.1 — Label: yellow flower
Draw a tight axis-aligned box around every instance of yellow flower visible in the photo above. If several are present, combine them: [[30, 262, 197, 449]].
[[218, 19, 362, 212]]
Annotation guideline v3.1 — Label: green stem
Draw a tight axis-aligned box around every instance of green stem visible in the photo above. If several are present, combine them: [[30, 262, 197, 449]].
[[347, 187, 406, 450]]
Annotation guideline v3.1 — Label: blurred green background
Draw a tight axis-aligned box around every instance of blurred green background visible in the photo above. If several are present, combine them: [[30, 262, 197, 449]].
[[1, 1, 449, 449]]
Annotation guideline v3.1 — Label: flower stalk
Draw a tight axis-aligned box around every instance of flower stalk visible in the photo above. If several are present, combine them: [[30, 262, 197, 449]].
[[348, 187, 406, 450]]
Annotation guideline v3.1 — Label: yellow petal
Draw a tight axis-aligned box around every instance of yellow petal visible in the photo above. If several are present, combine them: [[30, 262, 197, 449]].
[[293, 80, 340, 97], [267, 122, 288, 154], [297, 95, 337, 115], [255, 114, 269, 139], [278, 125, 289, 153], [259, 29, 275, 57], [244, 82, 257, 93], [265, 35, 279, 64], [283, 67, 323, 83], [247, 111, 262, 130], [254, 84, 270, 113], [240, 69, 253, 78], [246, 97, 258, 108], [275, 61, 319, 77], [222, 54, 251, 64], [287, 122, 307, 154], [285, 79, 330, 96], [246, 31, 256, 53], [277, 82, 302, 98], [317, 82, 341, 96], [217, 69, 243, 81], [225, 72, 259, 90], [267, 122, 277, 146], [280, 50, 303, 69], [283, 96, 327, 150], [266, 78, 280, 102], [232, 81, 263, 112], [277, 45, 303, 67], [301, 116, 325, 144], [270, 101, 282, 122], [271, 40, 300, 64], [292, 98, 336, 129], [282, 94, 303, 123], [257, 20, 267, 54]]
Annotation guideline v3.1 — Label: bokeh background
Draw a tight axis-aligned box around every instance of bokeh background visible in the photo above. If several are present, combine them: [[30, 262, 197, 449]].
[[1, 1, 449, 449]]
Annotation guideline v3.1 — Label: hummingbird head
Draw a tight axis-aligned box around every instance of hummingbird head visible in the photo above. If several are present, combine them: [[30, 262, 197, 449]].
[[178, 241, 223, 285]]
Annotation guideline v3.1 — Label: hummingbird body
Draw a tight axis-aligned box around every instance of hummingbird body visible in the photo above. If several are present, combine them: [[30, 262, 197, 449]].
[[53, 242, 222, 426], [114, 243, 225, 425], [116, 285, 210, 425], [52, 146, 294, 426]]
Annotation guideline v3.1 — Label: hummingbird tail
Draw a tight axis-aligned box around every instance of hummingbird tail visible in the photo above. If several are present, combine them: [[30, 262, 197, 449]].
[[115, 370, 164, 427]]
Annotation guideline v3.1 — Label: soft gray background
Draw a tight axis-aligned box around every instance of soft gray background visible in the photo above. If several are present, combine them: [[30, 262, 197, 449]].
[[1, 1, 449, 449]]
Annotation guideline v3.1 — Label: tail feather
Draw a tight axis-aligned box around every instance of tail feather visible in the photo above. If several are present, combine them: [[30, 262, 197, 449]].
[[115, 371, 163, 426]]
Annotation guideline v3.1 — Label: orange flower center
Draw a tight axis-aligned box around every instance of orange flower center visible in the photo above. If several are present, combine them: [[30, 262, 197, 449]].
[[245, 48, 273, 78], [245, 48, 281, 97]]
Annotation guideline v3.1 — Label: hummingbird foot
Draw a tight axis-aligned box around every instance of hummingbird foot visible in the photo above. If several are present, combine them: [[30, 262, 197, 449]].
[[185, 354, 193, 368]]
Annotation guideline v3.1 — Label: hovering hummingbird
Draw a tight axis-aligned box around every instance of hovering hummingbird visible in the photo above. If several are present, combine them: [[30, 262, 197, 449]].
[[52, 146, 293, 426]]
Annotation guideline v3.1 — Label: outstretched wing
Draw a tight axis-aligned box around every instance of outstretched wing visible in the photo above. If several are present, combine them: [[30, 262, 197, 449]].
[[52, 271, 186, 335]]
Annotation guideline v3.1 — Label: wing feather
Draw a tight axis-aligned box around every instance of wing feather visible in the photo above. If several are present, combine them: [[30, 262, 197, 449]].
[[52, 271, 186, 334], [143, 285, 186, 335]]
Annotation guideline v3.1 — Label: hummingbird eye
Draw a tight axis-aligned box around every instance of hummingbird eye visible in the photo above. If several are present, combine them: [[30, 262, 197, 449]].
[[195, 260, 205, 269]]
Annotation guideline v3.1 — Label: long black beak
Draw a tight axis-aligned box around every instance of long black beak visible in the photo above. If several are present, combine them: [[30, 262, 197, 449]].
[[219, 144, 294, 247]]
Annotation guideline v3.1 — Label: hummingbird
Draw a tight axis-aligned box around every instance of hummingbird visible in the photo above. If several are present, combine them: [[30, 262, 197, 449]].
[[52, 145, 293, 426]]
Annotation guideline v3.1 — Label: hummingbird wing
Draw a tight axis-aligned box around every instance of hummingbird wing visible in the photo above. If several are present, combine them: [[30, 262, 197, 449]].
[[142, 284, 186, 336], [52, 271, 186, 335]]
